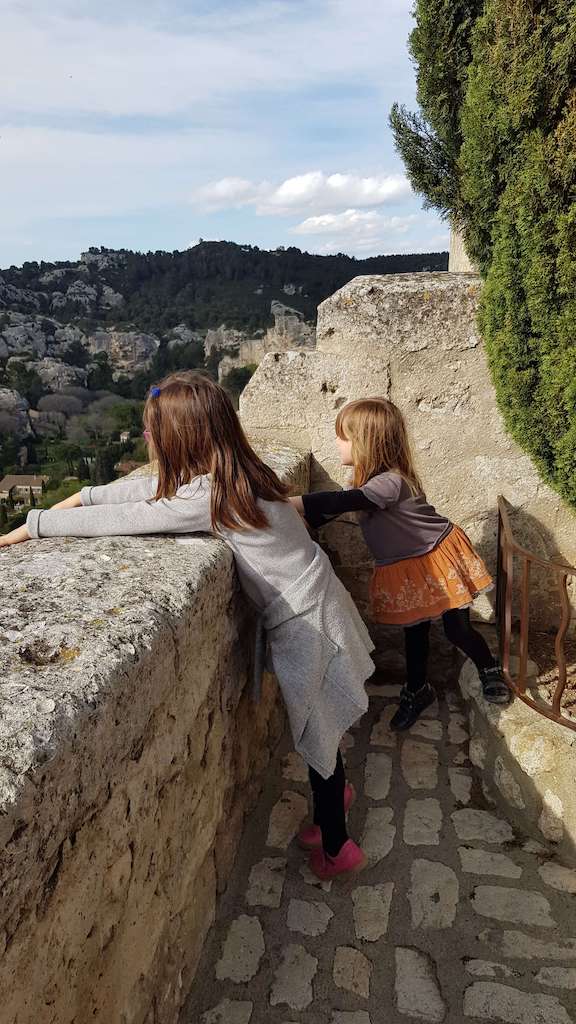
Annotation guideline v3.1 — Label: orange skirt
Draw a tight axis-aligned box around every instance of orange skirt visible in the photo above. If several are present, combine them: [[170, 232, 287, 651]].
[[370, 526, 493, 627]]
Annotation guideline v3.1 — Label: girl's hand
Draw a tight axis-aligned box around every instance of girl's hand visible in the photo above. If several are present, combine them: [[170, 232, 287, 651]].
[[289, 495, 305, 516], [0, 525, 31, 548]]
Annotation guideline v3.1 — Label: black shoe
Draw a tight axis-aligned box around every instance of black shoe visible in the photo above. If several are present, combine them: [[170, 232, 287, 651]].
[[479, 662, 512, 705], [390, 683, 436, 731]]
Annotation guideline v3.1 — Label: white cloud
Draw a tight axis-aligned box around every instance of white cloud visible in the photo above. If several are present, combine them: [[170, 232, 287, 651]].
[[291, 208, 444, 257], [191, 171, 410, 214], [192, 177, 271, 212], [292, 209, 416, 236]]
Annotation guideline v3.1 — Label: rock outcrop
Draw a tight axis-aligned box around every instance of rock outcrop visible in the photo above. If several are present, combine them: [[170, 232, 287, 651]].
[[27, 357, 88, 391], [0, 275, 41, 312], [0, 387, 31, 437], [0, 317, 49, 359], [86, 329, 160, 377], [211, 301, 316, 383]]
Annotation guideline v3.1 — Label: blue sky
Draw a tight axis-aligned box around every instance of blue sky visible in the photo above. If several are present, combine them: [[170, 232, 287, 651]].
[[0, 0, 448, 267]]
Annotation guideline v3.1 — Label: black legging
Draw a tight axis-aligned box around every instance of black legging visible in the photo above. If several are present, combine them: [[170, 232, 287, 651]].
[[308, 750, 348, 857], [405, 607, 494, 692]]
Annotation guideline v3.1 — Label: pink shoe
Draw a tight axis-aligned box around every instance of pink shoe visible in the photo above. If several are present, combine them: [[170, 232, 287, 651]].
[[297, 783, 356, 851], [309, 839, 367, 881]]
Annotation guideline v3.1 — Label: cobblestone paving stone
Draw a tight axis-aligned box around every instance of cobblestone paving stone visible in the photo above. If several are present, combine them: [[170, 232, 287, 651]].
[[183, 677, 576, 1024]]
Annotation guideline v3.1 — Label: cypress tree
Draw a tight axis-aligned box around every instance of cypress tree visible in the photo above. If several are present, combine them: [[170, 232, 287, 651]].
[[389, 0, 484, 217], [391, 0, 576, 508], [462, 0, 576, 504]]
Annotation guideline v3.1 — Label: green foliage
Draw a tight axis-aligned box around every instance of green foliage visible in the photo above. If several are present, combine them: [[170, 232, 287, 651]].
[[463, 0, 576, 505], [222, 364, 257, 408], [7, 362, 45, 406], [61, 339, 90, 367], [87, 352, 114, 390], [389, 105, 456, 214], [0, 430, 19, 477], [392, 0, 576, 508], [390, 0, 483, 216], [65, 396, 142, 444], [43, 439, 84, 476], [90, 446, 119, 485], [40, 479, 90, 507]]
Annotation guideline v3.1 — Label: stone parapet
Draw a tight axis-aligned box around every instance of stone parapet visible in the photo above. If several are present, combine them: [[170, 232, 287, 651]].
[[459, 657, 576, 867], [448, 224, 478, 273], [0, 446, 309, 1024], [241, 273, 576, 626]]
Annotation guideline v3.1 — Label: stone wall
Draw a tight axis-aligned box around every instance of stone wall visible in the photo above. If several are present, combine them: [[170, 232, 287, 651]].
[[448, 224, 477, 273], [0, 447, 309, 1024], [459, 657, 576, 867], [241, 273, 576, 627]]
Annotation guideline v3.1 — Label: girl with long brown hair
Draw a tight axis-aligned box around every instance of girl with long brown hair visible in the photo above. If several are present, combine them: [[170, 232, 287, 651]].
[[0, 372, 375, 881], [291, 397, 510, 730]]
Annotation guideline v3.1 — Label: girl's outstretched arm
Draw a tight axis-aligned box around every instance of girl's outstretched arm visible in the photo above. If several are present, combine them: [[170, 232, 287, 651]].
[[297, 489, 378, 529], [0, 525, 31, 548], [80, 475, 158, 506], [0, 490, 84, 547], [25, 484, 212, 540]]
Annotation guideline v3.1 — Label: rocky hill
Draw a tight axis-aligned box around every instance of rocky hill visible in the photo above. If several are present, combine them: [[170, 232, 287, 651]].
[[1, 241, 447, 334], [0, 242, 447, 482], [0, 240, 447, 410]]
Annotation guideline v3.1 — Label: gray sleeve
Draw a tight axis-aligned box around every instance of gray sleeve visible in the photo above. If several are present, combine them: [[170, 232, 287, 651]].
[[80, 475, 158, 506], [27, 492, 212, 539], [361, 473, 403, 509]]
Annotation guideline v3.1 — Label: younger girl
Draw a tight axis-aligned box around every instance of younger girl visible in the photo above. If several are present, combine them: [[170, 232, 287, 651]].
[[292, 398, 510, 731], [0, 372, 375, 880]]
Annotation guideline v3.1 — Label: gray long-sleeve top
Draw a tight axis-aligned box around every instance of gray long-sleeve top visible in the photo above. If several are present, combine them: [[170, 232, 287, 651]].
[[26, 475, 374, 776], [27, 475, 315, 610]]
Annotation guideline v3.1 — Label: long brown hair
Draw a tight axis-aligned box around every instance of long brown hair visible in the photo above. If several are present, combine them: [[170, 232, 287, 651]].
[[143, 371, 288, 530], [335, 397, 423, 494]]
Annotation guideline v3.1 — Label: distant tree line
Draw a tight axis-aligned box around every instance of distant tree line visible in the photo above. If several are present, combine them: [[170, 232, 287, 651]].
[[2, 241, 448, 336]]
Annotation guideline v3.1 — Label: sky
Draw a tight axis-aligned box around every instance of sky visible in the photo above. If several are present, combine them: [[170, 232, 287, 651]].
[[0, 0, 448, 267]]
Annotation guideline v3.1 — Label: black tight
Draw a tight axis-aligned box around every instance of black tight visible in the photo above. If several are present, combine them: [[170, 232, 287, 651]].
[[308, 750, 348, 857], [405, 607, 494, 692]]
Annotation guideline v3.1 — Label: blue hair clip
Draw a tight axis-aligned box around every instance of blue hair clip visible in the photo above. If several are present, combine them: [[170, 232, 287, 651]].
[[150, 386, 161, 397]]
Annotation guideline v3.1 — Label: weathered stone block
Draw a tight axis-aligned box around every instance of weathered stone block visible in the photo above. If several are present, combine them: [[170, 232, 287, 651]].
[[459, 655, 576, 866], [0, 448, 309, 1024]]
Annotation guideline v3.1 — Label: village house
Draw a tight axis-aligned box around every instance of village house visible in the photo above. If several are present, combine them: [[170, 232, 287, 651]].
[[0, 474, 49, 505]]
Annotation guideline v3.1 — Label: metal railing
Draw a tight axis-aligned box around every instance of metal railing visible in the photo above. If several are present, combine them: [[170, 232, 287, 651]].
[[496, 496, 576, 731]]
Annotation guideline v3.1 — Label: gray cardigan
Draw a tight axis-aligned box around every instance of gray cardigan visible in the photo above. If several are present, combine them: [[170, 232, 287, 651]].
[[27, 476, 374, 777]]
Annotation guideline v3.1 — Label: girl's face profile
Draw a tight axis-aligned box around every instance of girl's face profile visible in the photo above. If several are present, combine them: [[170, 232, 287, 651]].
[[336, 434, 353, 466]]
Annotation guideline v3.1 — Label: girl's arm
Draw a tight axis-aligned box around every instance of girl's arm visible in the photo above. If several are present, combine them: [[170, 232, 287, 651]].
[[51, 491, 83, 510], [291, 489, 378, 529], [26, 489, 212, 540], [0, 477, 161, 548], [80, 475, 158, 506], [0, 525, 31, 547]]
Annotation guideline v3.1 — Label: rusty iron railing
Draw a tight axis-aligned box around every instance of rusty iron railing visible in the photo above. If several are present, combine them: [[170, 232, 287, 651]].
[[496, 496, 576, 731]]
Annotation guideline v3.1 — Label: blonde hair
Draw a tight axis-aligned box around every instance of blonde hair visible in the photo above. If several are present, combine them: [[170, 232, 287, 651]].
[[335, 398, 423, 494], [143, 371, 287, 530]]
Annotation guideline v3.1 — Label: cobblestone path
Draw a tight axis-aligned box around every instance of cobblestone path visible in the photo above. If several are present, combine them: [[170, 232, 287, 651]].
[[183, 679, 576, 1024]]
